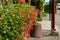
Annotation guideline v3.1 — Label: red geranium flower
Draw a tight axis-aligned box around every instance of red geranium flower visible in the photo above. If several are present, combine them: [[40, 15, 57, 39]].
[[26, 32, 30, 40], [19, 0, 23, 3], [31, 12, 37, 22], [15, 38, 18, 40], [32, 12, 37, 16], [26, 33, 30, 38], [31, 15, 35, 21], [24, 14, 27, 17], [26, 27, 33, 40], [26, 31, 30, 39], [20, 10, 24, 14]]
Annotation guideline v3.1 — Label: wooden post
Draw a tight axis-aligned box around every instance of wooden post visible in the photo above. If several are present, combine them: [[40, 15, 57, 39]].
[[51, 0, 56, 31], [38, 0, 42, 18]]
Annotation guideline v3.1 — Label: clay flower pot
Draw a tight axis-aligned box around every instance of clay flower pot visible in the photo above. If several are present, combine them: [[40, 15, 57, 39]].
[[30, 23, 42, 38]]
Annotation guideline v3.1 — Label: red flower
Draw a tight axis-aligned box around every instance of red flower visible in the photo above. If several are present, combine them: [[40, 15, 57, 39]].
[[26, 31, 30, 39], [31, 15, 35, 22], [26, 32, 30, 40], [24, 14, 27, 17], [31, 12, 37, 22], [19, 0, 23, 3], [32, 12, 37, 16], [27, 28, 30, 32], [31, 15, 35, 19], [26, 27, 33, 40], [15, 38, 18, 40], [20, 10, 24, 14]]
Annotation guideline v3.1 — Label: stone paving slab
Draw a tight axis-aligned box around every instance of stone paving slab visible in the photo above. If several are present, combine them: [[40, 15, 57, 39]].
[[29, 36, 60, 40], [29, 30, 60, 40]]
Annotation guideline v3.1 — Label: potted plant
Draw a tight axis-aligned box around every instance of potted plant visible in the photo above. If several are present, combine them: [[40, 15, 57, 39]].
[[30, 16, 42, 38], [30, 0, 45, 38]]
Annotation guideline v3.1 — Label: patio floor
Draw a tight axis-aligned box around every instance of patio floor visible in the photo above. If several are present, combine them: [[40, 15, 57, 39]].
[[29, 30, 60, 40]]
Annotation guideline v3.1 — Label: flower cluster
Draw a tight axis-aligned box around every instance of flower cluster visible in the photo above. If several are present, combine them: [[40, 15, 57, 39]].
[[13, 3, 37, 40], [19, 7, 37, 40], [19, 0, 24, 4]]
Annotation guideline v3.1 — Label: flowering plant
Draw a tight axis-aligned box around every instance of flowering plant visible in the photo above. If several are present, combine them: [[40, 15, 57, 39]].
[[0, 2, 37, 40], [17, 4, 37, 40]]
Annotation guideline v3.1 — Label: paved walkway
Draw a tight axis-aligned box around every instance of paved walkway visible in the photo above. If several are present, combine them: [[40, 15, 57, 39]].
[[29, 30, 60, 40], [29, 36, 60, 40]]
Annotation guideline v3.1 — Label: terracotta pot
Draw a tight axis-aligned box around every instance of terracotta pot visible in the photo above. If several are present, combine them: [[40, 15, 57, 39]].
[[30, 23, 42, 38]]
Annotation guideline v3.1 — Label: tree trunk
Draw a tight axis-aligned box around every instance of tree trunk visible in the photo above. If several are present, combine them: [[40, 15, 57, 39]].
[[0, 0, 3, 4], [28, 0, 31, 6], [37, 0, 42, 18]]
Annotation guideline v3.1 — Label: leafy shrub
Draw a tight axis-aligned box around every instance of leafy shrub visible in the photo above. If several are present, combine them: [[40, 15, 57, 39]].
[[44, 5, 52, 14], [42, 12, 47, 17], [31, 0, 45, 8], [36, 17, 42, 21], [0, 3, 37, 40], [31, 0, 39, 6]]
